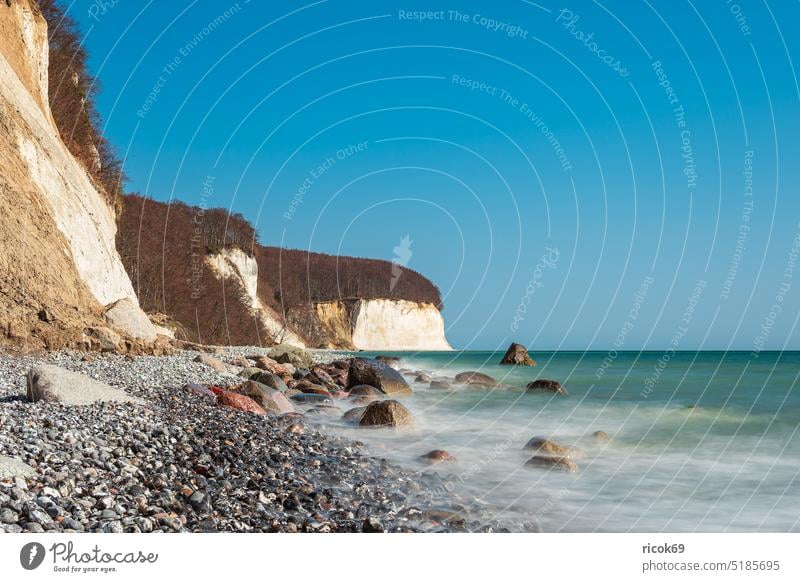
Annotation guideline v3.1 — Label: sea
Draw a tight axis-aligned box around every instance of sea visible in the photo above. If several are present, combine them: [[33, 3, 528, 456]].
[[325, 350, 800, 532]]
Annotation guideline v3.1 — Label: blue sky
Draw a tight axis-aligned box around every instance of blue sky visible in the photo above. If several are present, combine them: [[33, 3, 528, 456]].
[[67, 0, 800, 350]]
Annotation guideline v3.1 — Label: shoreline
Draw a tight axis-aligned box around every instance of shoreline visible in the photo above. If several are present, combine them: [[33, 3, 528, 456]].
[[0, 347, 499, 533]]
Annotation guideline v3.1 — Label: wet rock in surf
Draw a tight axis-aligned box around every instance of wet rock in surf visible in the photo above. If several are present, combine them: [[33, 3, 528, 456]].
[[526, 379, 567, 395], [290, 393, 333, 405], [307, 366, 339, 390], [348, 358, 412, 396], [359, 400, 414, 427], [414, 372, 432, 383], [524, 437, 581, 458], [525, 455, 577, 472], [429, 379, 453, 390], [500, 342, 536, 366], [420, 450, 456, 464], [592, 431, 611, 442], [342, 406, 367, 424], [350, 395, 379, 406], [454, 371, 498, 388], [349, 385, 384, 398], [292, 381, 330, 396]]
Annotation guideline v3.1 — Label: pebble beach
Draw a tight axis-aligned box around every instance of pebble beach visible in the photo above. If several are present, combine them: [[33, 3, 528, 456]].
[[0, 347, 500, 534]]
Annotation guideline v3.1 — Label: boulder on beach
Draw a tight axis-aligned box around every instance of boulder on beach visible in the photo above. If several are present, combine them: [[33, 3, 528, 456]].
[[269, 344, 313, 368], [524, 437, 581, 458], [103, 298, 158, 343], [0, 456, 36, 480], [254, 356, 294, 377], [236, 381, 294, 414], [454, 371, 498, 387], [420, 450, 456, 464], [27, 365, 143, 406], [194, 353, 229, 373], [213, 388, 266, 415], [307, 366, 339, 390], [525, 455, 577, 472], [526, 379, 567, 395], [85, 326, 122, 352], [359, 400, 414, 427], [347, 358, 412, 396], [238, 366, 262, 379], [500, 343, 536, 366], [252, 372, 288, 393]]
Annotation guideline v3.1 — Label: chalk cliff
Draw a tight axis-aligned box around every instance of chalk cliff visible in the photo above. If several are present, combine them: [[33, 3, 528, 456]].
[[0, 0, 155, 348], [206, 249, 306, 347], [315, 299, 452, 351]]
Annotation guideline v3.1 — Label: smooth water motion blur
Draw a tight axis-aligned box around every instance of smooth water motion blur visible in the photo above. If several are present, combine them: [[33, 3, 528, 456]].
[[328, 350, 800, 532]]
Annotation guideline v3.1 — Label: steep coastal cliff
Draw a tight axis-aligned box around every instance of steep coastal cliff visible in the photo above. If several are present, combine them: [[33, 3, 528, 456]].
[[315, 299, 452, 351], [1, 0, 450, 351], [0, 0, 154, 349], [117, 195, 450, 350]]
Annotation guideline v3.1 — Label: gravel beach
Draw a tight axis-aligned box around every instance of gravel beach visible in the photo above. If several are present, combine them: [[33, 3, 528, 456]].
[[0, 347, 498, 533]]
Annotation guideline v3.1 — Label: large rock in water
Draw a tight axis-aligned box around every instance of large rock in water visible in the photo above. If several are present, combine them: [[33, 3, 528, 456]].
[[348, 358, 412, 396], [454, 371, 498, 387], [27, 365, 143, 405], [526, 379, 567, 395], [524, 437, 581, 458], [103, 298, 158, 343], [525, 455, 577, 472], [500, 343, 536, 366], [359, 400, 414, 427]]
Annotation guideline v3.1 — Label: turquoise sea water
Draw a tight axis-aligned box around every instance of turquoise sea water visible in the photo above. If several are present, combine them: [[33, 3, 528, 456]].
[[327, 350, 800, 532]]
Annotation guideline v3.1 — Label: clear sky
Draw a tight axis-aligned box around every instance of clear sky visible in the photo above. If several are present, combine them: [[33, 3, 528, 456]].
[[67, 0, 800, 351]]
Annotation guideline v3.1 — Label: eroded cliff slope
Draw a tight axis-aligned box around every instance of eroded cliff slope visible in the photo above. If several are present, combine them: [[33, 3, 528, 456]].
[[0, 0, 154, 349]]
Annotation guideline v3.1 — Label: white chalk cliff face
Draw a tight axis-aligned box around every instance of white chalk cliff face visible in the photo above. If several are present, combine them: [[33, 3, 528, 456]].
[[0, 0, 154, 340], [317, 299, 452, 351], [206, 248, 306, 347]]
